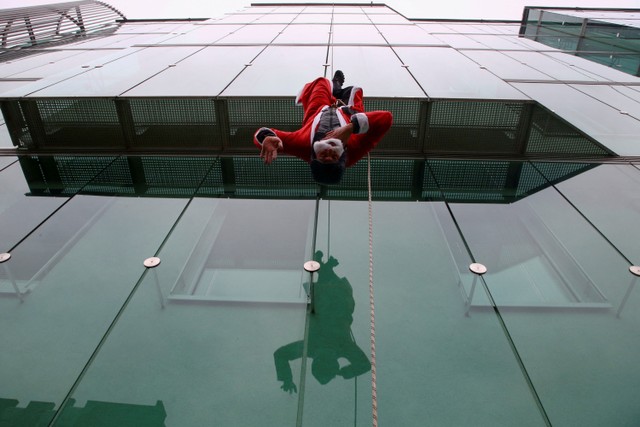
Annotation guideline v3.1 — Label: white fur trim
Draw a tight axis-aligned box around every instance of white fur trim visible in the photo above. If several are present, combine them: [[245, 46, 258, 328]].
[[352, 113, 369, 134]]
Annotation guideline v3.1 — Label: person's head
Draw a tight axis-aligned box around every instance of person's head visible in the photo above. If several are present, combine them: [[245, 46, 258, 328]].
[[312, 348, 340, 385], [310, 138, 346, 185]]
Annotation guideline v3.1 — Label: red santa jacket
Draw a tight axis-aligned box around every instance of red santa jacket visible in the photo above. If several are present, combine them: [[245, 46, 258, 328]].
[[254, 77, 393, 167]]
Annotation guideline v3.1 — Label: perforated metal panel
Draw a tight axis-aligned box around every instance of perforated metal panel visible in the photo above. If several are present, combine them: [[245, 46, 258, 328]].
[[226, 98, 303, 152], [33, 98, 124, 149], [128, 99, 220, 149], [232, 156, 317, 198], [365, 98, 423, 153], [327, 159, 417, 200], [15, 154, 605, 202], [82, 156, 135, 194], [426, 160, 514, 202], [427, 101, 525, 154], [526, 106, 611, 157]]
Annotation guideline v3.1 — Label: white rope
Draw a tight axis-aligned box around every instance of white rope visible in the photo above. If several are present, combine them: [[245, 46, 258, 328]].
[[367, 153, 378, 427]]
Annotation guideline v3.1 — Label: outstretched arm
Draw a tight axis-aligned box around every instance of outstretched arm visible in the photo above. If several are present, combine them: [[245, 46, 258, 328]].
[[261, 136, 283, 164], [274, 340, 304, 393], [345, 111, 393, 167], [254, 127, 312, 164]]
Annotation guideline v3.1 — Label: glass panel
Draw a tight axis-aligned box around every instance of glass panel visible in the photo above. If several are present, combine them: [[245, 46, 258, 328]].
[[503, 51, 599, 81], [484, 24, 522, 35], [377, 24, 445, 45], [512, 82, 640, 155], [254, 14, 298, 24], [275, 24, 331, 44], [23, 47, 202, 97], [416, 23, 457, 33], [331, 24, 386, 44], [213, 14, 265, 24], [291, 14, 332, 24], [578, 52, 640, 77], [218, 24, 287, 44], [302, 199, 546, 426], [61, 32, 177, 49], [365, 14, 408, 24], [570, 84, 640, 118], [0, 156, 16, 169], [0, 161, 70, 250], [450, 163, 640, 426], [273, 7, 305, 13], [114, 23, 190, 34], [332, 13, 371, 24], [432, 33, 487, 49], [394, 47, 529, 100], [545, 51, 640, 83], [301, 200, 373, 426], [157, 24, 242, 44], [0, 124, 14, 148], [329, 46, 425, 97], [461, 51, 552, 80], [54, 198, 313, 426], [0, 50, 147, 98], [544, 163, 640, 262], [0, 193, 188, 426], [2, 50, 132, 81], [221, 46, 327, 97], [122, 46, 263, 97]]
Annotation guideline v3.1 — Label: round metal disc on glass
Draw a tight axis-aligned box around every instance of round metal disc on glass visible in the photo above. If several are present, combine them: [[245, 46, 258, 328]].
[[304, 260, 320, 273], [629, 266, 640, 277], [0, 253, 11, 263], [469, 263, 487, 275], [144, 257, 161, 268]]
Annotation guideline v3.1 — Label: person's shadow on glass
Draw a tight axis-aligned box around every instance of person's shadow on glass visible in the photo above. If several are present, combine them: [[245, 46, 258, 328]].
[[274, 251, 371, 393]]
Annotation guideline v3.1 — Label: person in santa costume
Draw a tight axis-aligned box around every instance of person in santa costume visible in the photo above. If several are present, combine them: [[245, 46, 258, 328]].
[[254, 71, 393, 185]]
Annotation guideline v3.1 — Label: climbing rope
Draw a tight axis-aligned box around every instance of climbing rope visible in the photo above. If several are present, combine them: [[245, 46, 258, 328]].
[[367, 153, 378, 427]]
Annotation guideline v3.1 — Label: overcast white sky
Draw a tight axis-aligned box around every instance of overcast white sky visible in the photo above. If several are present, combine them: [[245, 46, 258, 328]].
[[4, 0, 640, 20]]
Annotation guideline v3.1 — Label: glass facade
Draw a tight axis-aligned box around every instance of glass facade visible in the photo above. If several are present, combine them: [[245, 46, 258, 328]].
[[1, 3, 640, 427], [521, 7, 640, 77]]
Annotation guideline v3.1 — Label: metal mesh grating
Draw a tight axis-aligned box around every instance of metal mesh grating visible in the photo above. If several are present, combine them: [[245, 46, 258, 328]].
[[196, 159, 225, 197], [140, 156, 214, 195], [365, 98, 422, 153], [514, 162, 555, 197], [427, 101, 524, 154], [37, 99, 119, 125], [425, 159, 513, 202], [327, 159, 416, 200], [430, 101, 523, 128], [33, 98, 124, 149], [82, 156, 135, 194], [130, 99, 216, 125], [530, 161, 597, 184], [128, 99, 221, 150], [53, 155, 116, 194], [232, 156, 317, 198], [18, 155, 115, 196], [526, 106, 611, 157], [226, 98, 304, 151], [13, 155, 604, 202]]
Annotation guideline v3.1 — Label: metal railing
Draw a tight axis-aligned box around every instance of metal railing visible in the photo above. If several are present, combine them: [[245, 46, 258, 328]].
[[0, 1, 125, 52]]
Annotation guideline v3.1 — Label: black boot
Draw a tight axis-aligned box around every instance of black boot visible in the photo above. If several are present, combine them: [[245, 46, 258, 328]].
[[332, 70, 345, 98]]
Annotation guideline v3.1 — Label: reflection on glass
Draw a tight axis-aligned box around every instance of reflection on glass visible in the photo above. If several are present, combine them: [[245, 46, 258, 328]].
[[274, 251, 370, 393], [0, 162, 69, 251], [169, 199, 313, 303], [451, 198, 609, 308]]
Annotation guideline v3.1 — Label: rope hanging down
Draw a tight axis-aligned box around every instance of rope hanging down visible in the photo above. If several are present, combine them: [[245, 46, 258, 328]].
[[367, 153, 378, 427]]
